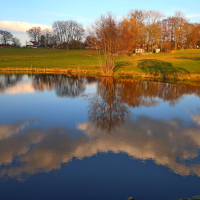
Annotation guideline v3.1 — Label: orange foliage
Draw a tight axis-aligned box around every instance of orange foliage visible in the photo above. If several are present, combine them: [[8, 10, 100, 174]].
[[118, 18, 142, 52]]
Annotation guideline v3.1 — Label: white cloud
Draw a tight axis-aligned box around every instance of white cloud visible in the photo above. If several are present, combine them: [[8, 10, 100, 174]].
[[186, 14, 200, 18], [0, 21, 52, 33]]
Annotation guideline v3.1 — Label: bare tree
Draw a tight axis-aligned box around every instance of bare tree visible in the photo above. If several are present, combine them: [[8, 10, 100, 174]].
[[0, 30, 13, 45], [42, 29, 51, 46], [12, 37, 21, 47], [144, 10, 164, 52], [88, 13, 119, 75], [26, 27, 42, 43], [52, 20, 84, 48], [168, 11, 188, 50]]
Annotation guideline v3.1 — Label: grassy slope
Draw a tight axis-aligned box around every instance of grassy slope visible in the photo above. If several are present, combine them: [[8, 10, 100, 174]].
[[0, 48, 200, 74], [116, 49, 200, 74]]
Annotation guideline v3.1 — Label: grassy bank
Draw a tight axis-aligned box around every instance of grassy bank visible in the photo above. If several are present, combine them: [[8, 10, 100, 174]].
[[0, 48, 200, 82]]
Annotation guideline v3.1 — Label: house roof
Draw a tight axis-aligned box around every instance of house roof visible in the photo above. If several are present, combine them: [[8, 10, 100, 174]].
[[26, 41, 38, 45]]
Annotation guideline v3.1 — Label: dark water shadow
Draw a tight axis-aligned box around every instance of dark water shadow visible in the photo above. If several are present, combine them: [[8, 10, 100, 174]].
[[138, 59, 190, 81]]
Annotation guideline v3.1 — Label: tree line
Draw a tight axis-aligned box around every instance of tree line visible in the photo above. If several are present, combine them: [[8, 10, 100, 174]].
[[84, 10, 200, 75], [86, 10, 200, 52], [0, 30, 21, 47], [26, 20, 85, 49]]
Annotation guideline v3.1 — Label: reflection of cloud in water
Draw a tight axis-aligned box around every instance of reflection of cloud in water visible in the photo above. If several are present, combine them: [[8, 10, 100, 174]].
[[191, 114, 200, 126], [84, 82, 98, 88], [4, 82, 35, 95], [1, 117, 200, 179], [0, 121, 28, 140]]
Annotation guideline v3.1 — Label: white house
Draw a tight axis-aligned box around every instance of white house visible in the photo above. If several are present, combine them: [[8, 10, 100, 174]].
[[26, 41, 39, 48]]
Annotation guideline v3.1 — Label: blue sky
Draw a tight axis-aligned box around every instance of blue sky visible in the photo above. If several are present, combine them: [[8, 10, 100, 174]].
[[1, 0, 200, 45]]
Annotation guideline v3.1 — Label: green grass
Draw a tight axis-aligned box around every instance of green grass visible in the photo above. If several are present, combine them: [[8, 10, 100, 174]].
[[0, 48, 99, 70], [116, 49, 200, 74], [0, 48, 200, 75]]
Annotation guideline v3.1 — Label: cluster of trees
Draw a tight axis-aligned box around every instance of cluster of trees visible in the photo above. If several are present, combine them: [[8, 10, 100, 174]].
[[26, 20, 85, 49], [85, 10, 200, 75], [86, 10, 200, 53], [0, 30, 21, 47]]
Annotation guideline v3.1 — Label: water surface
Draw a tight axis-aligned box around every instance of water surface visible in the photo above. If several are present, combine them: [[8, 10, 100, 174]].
[[0, 74, 200, 200]]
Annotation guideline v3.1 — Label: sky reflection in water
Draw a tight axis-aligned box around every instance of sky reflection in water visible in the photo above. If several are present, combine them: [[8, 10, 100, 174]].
[[0, 74, 200, 200]]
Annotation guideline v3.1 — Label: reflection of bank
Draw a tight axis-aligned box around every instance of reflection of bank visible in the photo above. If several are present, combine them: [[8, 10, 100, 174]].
[[0, 75, 23, 94], [1, 115, 200, 180], [1, 74, 200, 104]]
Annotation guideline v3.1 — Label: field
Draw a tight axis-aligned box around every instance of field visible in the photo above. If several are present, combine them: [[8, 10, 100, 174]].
[[0, 48, 200, 77]]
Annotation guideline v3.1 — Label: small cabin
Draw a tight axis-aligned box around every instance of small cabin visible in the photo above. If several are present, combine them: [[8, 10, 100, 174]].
[[155, 49, 160, 53], [135, 49, 144, 54]]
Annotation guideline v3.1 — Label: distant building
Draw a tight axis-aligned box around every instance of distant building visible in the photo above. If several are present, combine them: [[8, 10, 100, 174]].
[[155, 49, 160, 53], [135, 49, 144, 54], [26, 41, 40, 48]]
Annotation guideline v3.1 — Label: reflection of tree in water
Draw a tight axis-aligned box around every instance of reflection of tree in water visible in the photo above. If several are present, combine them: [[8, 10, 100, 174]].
[[31, 74, 56, 91], [1, 74, 200, 106], [55, 76, 85, 98], [32, 75, 87, 98], [117, 79, 200, 107], [87, 77, 200, 132], [0, 75, 23, 93], [88, 77, 129, 133], [117, 80, 159, 107]]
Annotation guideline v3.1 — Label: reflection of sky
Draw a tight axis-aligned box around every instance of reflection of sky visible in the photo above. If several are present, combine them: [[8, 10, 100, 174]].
[[1, 74, 200, 200], [132, 95, 200, 123], [1, 115, 200, 178]]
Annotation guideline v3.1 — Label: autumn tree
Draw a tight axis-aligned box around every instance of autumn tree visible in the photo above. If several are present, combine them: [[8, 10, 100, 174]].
[[185, 22, 200, 49], [144, 10, 164, 52], [128, 9, 146, 49], [88, 13, 119, 75], [168, 11, 188, 50], [118, 18, 142, 52]]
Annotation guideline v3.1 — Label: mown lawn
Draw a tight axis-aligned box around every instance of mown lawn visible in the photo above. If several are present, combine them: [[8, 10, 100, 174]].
[[0, 48, 200, 74], [0, 48, 99, 70]]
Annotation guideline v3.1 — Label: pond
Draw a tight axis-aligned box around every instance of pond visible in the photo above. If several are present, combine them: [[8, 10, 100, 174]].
[[0, 74, 200, 200]]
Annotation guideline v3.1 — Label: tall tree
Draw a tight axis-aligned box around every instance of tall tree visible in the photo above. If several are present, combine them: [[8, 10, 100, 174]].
[[12, 37, 21, 47], [52, 20, 84, 48], [26, 27, 42, 43], [144, 10, 164, 52], [128, 9, 146, 48], [88, 13, 119, 75], [0, 30, 13, 45], [118, 18, 142, 52], [42, 29, 51, 46], [168, 11, 188, 50]]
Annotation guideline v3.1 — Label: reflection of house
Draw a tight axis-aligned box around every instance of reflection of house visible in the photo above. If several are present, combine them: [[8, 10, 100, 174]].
[[26, 41, 40, 48]]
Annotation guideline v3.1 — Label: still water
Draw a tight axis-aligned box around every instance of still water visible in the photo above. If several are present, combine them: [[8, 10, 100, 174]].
[[0, 74, 200, 200]]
